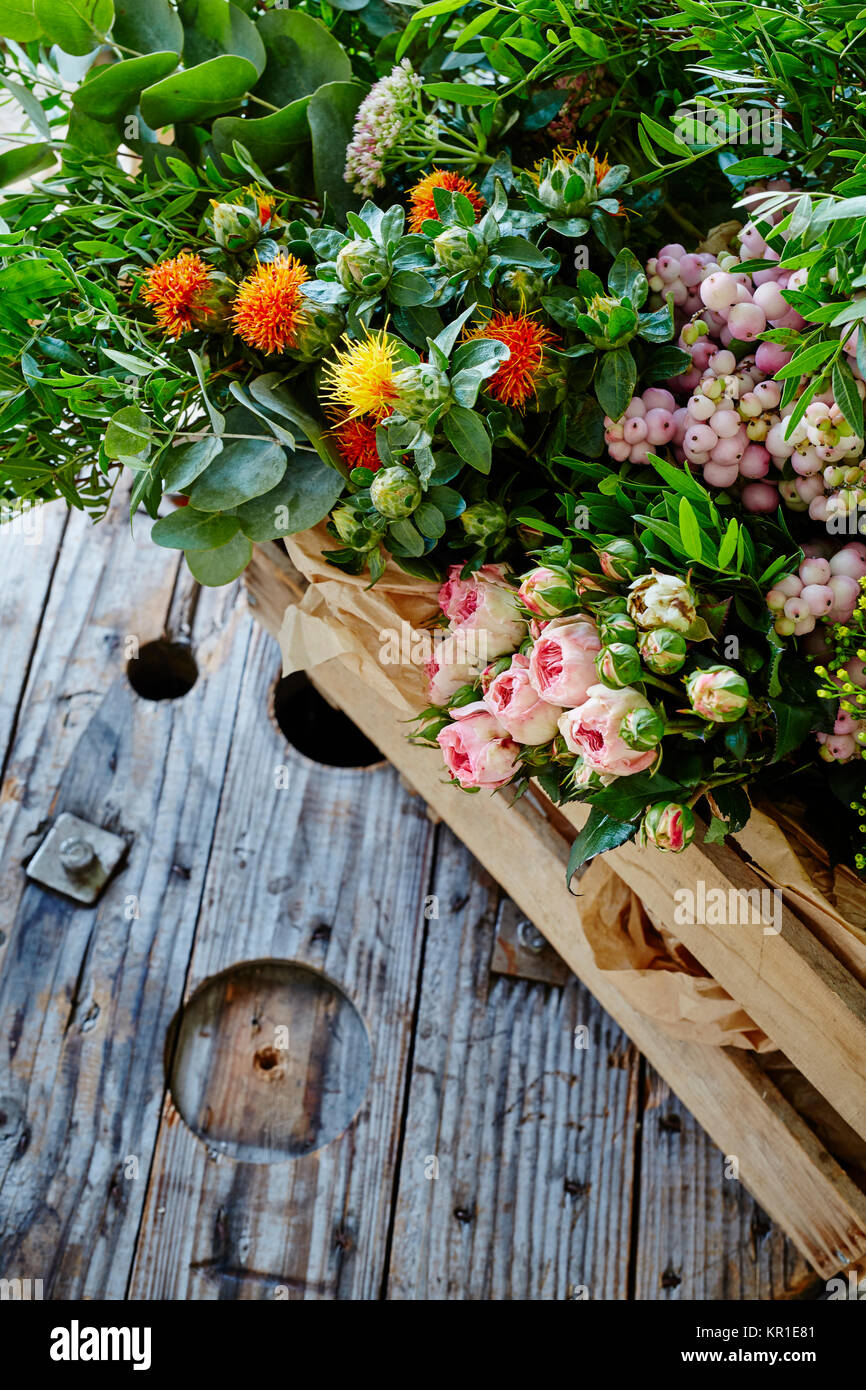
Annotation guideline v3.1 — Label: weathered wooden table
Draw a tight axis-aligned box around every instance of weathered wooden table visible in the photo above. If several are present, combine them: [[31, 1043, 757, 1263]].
[[0, 496, 818, 1299]]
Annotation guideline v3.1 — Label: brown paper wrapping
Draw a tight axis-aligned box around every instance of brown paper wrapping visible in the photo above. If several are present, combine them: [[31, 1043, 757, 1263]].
[[277, 529, 866, 1049], [280, 525, 440, 714]]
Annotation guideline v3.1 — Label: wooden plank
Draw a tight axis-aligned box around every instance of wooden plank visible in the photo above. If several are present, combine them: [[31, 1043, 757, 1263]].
[[552, 815, 866, 1150], [284, 649, 866, 1279], [0, 499, 253, 1298], [0, 503, 67, 766], [387, 833, 639, 1300], [128, 625, 437, 1300], [634, 1074, 818, 1300]]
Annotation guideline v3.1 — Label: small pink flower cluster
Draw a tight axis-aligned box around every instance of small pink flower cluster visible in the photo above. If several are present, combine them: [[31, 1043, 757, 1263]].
[[430, 565, 657, 789], [344, 60, 428, 198], [646, 244, 716, 318]]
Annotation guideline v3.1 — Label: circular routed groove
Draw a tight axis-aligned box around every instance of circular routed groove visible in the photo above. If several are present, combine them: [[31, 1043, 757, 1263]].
[[168, 959, 371, 1163], [271, 672, 383, 768], [127, 638, 198, 701]]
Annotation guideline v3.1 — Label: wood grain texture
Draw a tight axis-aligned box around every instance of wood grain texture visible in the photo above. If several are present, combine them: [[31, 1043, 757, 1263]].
[[386, 832, 640, 1301], [0, 499, 252, 1298], [128, 623, 437, 1300], [634, 1075, 817, 1301]]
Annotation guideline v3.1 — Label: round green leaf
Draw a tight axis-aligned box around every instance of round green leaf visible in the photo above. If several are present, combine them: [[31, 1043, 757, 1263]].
[[188, 438, 286, 512], [254, 10, 351, 107], [212, 96, 311, 167], [231, 451, 344, 541], [187, 531, 253, 585], [112, 0, 183, 53], [307, 80, 368, 222], [594, 347, 637, 421], [140, 55, 258, 129], [151, 506, 240, 551], [0, 0, 42, 41], [73, 52, 179, 121], [179, 0, 266, 77], [161, 436, 223, 493], [104, 404, 152, 461], [34, 0, 114, 55]]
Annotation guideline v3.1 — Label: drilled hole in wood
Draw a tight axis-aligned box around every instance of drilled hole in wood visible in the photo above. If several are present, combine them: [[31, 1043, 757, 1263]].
[[127, 638, 198, 702], [270, 672, 383, 769], [168, 960, 371, 1163]]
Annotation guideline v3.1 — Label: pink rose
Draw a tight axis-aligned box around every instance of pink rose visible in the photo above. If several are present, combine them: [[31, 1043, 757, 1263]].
[[528, 616, 601, 707], [439, 563, 525, 658], [557, 685, 657, 778], [426, 634, 486, 704], [437, 702, 520, 789], [483, 653, 562, 744]]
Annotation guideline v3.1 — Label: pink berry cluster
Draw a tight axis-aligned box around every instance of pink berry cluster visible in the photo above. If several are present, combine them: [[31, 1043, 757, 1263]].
[[766, 542, 866, 636], [604, 203, 866, 522], [603, 387, 678, 464]]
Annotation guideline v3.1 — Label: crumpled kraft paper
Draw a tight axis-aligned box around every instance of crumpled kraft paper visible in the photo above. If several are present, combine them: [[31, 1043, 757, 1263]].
[[579, 857, 773, 1050], [280, 525, 440, 714], [277, 528, 866, 1049]]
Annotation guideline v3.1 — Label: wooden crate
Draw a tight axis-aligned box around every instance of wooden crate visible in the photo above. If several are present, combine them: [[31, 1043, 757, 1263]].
[[244, 540, 866, 1281]]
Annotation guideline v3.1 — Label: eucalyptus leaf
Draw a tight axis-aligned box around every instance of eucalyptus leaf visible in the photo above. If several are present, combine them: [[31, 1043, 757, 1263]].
[[188, 438, 286, 511], [187, 530, 253, 585], [151, 505, 240, 551]]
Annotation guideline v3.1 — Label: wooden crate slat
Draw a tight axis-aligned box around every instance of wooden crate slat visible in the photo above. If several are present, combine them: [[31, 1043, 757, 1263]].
[[551, 803, 866, 1148]]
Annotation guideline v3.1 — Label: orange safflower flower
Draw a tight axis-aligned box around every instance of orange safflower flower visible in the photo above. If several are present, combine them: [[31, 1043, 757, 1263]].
[[407, 168, 485, 234], [332, 414, 382, 472], [141, 252, 212, 339], [322, 330, 400, 420], [232, 255, 310, 355], [463, 312, 558, 409]]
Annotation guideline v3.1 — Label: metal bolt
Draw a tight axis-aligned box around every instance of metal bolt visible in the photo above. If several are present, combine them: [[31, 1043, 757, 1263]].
[[59, 837, 96, 877], [516, 918, 546, 953]]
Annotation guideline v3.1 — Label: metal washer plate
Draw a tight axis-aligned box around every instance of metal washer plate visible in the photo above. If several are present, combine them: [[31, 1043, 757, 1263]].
[[26, 812, 128, 905]]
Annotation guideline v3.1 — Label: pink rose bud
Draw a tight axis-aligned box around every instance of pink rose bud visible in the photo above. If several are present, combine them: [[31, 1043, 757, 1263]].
[[685, 665, 749, 722], [483, 652, 563, 744], [437, 702, 520, 789], [557, 685, 658, 778], [528, 616, 602, 707], [643, 801, 696, 852], [517, 565, 576, 618]]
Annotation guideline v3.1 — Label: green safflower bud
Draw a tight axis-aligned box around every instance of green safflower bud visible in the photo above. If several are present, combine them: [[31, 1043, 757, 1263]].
[[286, 299, 345, 362], [187, 279, 236, 333], [685, 664, 749, 722], [391, 362, 452, 421], [210, 200, 265, 251], [331, 502, 382, 550], [460, 500, 507, 542], [370, 465, 422, 519], [536, 152, 597, 217], [596, 642, 642, 688], [643, 801, 696, 853], [497, 266, 546, 314], [336, 238, 391, 294], [433, 225, 488, 276], [638, 627, 687, 675], [620, 704, 665, 751]]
